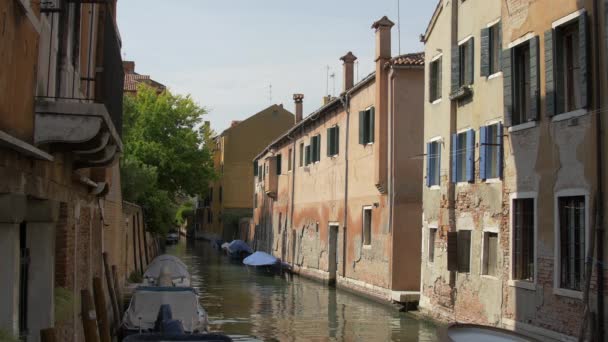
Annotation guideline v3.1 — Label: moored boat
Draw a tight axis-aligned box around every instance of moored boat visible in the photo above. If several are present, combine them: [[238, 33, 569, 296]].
[[442, 323, 540, 342], [242, 251, 285, 275], [225, 240, 253, 260], [143, 254, 191, 287]]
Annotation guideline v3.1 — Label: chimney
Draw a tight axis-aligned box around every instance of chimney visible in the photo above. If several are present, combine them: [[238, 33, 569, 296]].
[[340, 52, 357, 92], [123, 61, 135, 74], [322, 96, 332, 105], [293, 94, 304, 124], [371, 16, 394, 194]]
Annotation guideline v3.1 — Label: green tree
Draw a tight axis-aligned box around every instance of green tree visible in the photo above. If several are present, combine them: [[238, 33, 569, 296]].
[[121, 85, 214, 233]]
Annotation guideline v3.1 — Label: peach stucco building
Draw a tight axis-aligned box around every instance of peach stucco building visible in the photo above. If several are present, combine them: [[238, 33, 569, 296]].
[[252, 16, 425, 304]]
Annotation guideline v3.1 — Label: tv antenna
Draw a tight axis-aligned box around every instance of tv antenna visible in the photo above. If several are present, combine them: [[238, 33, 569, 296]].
[[268, 83, 272, 104], [397, 0, 401, 54], [330, 72, 336, 96], [325, 66, 330, 96]]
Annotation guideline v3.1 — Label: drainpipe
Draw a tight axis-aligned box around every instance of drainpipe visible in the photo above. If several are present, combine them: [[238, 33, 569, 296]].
[[592, 0, 605, 339], [339, 93, 351, 278], [448, 0, 459, 297]]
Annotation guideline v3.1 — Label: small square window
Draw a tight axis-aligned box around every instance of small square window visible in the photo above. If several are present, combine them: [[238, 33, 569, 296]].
[[482, 231, 498, 276], [363, 207, 372, 246]]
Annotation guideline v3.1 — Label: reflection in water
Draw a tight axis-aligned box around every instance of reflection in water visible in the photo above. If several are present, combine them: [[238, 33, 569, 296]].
[[167, 240, 439, 341]]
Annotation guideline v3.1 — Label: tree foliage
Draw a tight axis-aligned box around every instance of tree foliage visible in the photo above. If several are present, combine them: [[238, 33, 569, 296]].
[[121, 85, 214, 233]]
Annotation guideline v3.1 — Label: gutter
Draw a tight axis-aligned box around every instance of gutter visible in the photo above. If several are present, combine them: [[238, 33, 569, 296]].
[[339, 93, 351, 277]]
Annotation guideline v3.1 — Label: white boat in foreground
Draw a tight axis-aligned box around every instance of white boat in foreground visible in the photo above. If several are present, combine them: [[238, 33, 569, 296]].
[[143, 254, 191, 287], [443, 324, 540, 342]]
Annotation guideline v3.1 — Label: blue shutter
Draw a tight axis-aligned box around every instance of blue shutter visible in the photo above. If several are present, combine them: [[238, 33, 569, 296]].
[[479, 126, 487, 180], [497, 123, 504, 179], [466, 129, 475, 183], [451, 134, 458, 183], [426, 142, 432, 187]]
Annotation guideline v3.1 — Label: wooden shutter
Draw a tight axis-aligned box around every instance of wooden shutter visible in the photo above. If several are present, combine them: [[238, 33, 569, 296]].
[[545, 29, 556, 117], [426, 142, 432, 187], [481, 28, 490, 77], [497, 123, 504, 179], [359, 111, 365, 144], [369, 108, 375, 143], [327, 128, 332, 156], [579, 13, 589, 109], [503, 48, 513, 126], [467, 37, 475, 85], [466, 129, 475, 183], [479, 126, 487, 180], [447, 231, 458, 272], [335, 126, 339, 155], [305, 145, 311, 165], [529, 36, 540, 121], [254, 161, 258, 176], [451, 45, 460, 92], [497, 22, 503, 71], [276, 154, 282, 175], [451, 133, 458, 183], [457, 230, 471, 273], [316, 135, 321, 162]]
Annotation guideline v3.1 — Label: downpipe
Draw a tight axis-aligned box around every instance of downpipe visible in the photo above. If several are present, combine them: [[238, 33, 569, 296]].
[[339, 93, 351, 278]]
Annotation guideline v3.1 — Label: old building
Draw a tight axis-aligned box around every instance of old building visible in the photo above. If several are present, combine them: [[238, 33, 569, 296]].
[[123, 60, 167, 95], [420, 0, 607, 340], [197, 105, 295, 241], [253, 16, 424, 304], [0, 0, 127, 340]]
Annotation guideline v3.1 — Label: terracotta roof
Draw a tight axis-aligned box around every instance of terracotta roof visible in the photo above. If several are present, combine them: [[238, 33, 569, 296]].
[[124, 73, 150, 91], [390, 52, 425, 66]]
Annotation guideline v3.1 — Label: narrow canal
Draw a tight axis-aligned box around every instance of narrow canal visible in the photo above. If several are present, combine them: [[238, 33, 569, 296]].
[[166, 240, 440, 341]]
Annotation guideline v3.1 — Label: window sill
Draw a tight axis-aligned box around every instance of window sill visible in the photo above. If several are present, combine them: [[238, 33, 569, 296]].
[[449, 86, 473, 101], [455, 181, 472, 187], [508, 280, 536, 291], [552, 109, 587, 123], [508, 121, 537, 133], [481, 275, 499, 281], [429, 185, 441, 190], [487, 72, 503, 80], [431, 98, 442, 105], [363, 245, 372, 250], [553, 287, 583, 300], [484, 178, 502, 184]]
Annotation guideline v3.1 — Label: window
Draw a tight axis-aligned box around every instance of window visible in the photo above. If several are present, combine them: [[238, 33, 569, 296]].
[[254, 194, 257, 208], [363, 207, 372, 246], [451, 130, 474, 183], [505, 36, 541, 126], [219, 186, 223, 203], [480, 123, 503, 180], [359, 108, 375, 145], [426, 140, 441, 187], [327, 126, 340, 156], [512, 198, 535, 281], [209, 188, 214, 202], [459, 39, 474, 87], [547, 13, 588, 116], [457, 230, 471, 273], [429, 57, 442, 102], [288, 149, 292, 171], [558, 195, 586, 291], [305, 145, 311, 165], [310, 135, 321, 162], [207, 210, 212, 224], [253, 161, 258, 176], [299, 143, 304, 167], [258, 166, 263, 181], [276, 154, 282, 175], [482, 231, 499, 276], [481, 22, 502, 77], [428, 228, 437, 263]]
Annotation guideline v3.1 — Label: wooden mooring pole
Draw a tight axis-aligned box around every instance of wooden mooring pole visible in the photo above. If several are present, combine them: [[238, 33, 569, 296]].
[[102, 252, 121, 328], [40, 328, 57, 342], [112, 265, 123, 312], [81, 289, 100, 342], [92, 277, 112, 342]]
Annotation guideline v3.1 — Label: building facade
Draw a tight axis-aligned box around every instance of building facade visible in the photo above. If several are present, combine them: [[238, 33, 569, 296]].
[[0, 0, 128, 340], [253, 17, 425, 304], [197, 105, 295, 241], [420, 0, 608, 340]]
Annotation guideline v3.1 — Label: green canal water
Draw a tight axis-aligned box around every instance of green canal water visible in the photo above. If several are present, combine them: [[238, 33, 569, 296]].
[[166, 240, 440, 341]]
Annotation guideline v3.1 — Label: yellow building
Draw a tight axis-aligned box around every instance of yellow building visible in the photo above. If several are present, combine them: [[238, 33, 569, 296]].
[[197, 105, 295, 241]]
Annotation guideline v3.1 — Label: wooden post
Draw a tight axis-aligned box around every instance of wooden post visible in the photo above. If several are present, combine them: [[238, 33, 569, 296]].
[[40, 328, 57, 342], [92, 277, 112, 342], [81, 289, 100, 342], [111, 265, 123, 312], [141, 210, 150, 265], [102, 252, 121, 328], [132, 214, 139, 274], [136, 213, 144, 272]]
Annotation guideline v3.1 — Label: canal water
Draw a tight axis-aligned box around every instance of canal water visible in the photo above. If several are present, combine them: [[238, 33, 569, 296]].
[[166, 240, 440, 341]]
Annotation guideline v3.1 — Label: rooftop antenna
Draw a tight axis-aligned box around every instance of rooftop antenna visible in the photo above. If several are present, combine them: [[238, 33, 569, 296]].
[[268, 83, 272, 104], [355, 61, 359, 82], [330, 72, 336, 97], [397, 0, 402, 54], [325, 66, 330, 95]]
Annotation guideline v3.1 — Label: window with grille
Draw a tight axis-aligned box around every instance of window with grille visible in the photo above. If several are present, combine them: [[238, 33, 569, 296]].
[[558, 196, 586, 291], [512, 198, 535, 281]]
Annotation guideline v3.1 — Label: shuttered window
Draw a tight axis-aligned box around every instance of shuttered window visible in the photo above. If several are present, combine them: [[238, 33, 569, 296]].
[[288, 148, 292, 171], [276, 154, 282, 175], [310, 134, 321, 162], [558, 196, 586, 291], [481, 22, 502, 77], [299, 143, 304, 167], [457, 38, 474, 88], [429, 57, 442, 102], [480, 123, 503, 180], [451, 130, 475, 183], [305, 145, 311, 165], [457, 230, 471, 273], [327, 126, 340, 157], [505, 37, 539, 126], [512, 198, 535, 281], [254, 161, 258, 176], [359, 108, 375, 145], [546, 14, 589, 117], [426, 140, 441, 187]]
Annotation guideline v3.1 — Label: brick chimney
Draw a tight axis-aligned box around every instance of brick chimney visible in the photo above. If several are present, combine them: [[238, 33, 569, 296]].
[[123, 61, 135, 74], [371, 16, 394, 194], [322, 96, 332, 105], [340, 52, 357, 93], [293, 94, 304, 124]]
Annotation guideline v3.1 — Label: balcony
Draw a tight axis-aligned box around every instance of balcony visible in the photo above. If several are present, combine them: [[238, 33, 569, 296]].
[[35, 4, 123, 169]]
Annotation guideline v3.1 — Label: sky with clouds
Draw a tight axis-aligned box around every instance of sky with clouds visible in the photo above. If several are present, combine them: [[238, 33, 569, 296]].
[[117, 0, 437, 133]]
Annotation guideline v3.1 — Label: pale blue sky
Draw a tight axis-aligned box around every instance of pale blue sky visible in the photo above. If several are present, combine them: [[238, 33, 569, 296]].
[[117, 0, 437, 132]]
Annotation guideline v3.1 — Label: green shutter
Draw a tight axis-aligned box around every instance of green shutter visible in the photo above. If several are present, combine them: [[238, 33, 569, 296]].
[[502, 48, 513, 126], [305, 145, 311, 165], [529, 36, 540, 121], [369, 108, 375, 143], [327, 128, 332, 156], [316, 134, 321, 162], [579, 13, 589, 109], [359, 111, 365, 144], [451, 45, 460, 92], [467, 37, 475, 85], [276, 154, 281, 175], [254, 161, 258, 176], [481, 28, 490, 77], [497, 22, 503, 72], [545, 29, 556, 117], [335, 126, 339, 155]]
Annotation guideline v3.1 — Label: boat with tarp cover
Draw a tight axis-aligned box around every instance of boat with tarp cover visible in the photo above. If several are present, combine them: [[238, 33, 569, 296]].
[[441, 324, 540, 342], [143, 254, 191, 287]]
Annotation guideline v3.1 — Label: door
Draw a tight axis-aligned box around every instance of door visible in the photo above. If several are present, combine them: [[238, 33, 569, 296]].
[[328, 224, 339, 285]]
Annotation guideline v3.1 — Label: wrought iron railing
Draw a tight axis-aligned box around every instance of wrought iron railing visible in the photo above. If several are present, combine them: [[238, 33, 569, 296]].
[[100, 10, 124, 137]]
